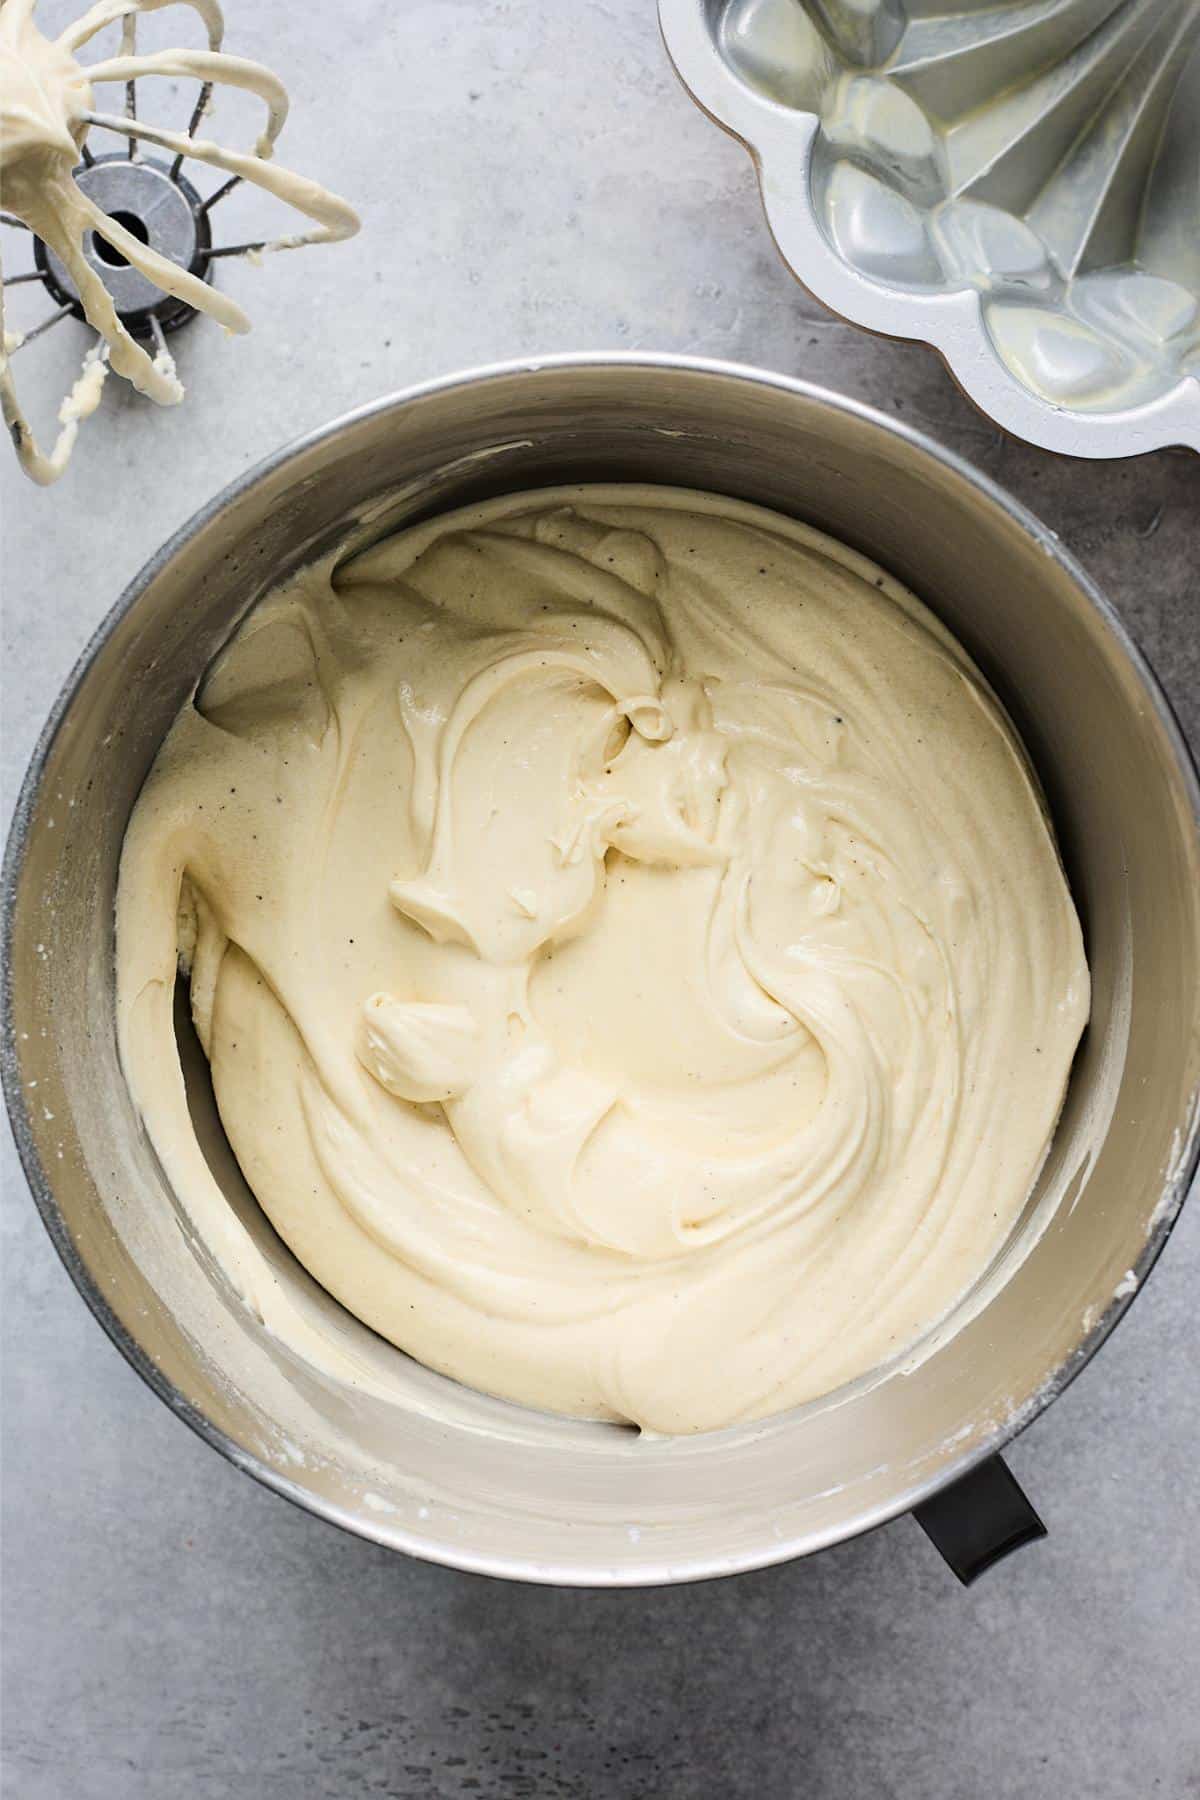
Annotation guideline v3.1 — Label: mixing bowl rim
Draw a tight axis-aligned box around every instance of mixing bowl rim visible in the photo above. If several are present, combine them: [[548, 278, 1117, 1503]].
[[4, 351, 1198, 1585]]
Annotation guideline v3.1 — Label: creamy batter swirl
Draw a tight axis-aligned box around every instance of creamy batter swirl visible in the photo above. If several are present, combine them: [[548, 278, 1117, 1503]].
[[117, 487, 1089, 1433]]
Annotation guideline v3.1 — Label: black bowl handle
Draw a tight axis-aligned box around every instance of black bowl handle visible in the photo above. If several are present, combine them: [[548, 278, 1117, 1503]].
[[913, 1453, 1046, 1584]]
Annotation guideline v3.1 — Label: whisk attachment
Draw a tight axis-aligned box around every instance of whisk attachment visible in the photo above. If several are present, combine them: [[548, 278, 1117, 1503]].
[[0, 0, 359, 485]]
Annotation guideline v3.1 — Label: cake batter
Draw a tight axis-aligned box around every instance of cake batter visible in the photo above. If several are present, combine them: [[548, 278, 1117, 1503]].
[[116, 487, 1089, 1433]]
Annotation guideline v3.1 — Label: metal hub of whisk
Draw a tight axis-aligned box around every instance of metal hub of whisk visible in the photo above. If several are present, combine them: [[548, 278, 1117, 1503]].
[[34, 153, 212, 340], [3, 71, 268, 353]]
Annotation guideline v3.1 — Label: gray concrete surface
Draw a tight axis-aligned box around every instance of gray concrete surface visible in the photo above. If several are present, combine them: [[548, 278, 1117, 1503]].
[[2, 4, 1198, 1797]]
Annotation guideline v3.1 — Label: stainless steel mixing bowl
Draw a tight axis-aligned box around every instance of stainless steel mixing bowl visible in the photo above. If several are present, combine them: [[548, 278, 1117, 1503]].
[[5, 356, 1199, 1585]]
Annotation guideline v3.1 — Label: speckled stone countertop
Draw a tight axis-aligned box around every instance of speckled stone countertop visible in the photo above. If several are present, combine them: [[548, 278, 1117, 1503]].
[[2, 4, 1198, 1797]]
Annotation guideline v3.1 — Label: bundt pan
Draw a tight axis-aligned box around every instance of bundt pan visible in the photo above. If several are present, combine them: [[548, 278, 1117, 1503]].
[[661, 0, 1200, 456]]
